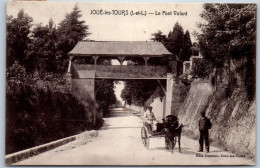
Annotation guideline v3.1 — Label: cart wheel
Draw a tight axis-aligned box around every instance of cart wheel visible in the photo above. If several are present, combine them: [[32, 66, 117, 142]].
[[143, 126, 150, 150], [145, 135, 150, 150], [141, 127, 146, 146]]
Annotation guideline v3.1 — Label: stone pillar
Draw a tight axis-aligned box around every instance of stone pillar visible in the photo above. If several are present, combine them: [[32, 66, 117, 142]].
[[165, 73, 175, 117], [66, 56, 74, 91]]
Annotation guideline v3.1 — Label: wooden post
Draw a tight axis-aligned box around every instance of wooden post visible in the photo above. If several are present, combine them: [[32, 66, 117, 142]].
[[93, 56, 99, 66], [143, 57, 150, 66], [118, 56, 125, 65], [67, 56, 74, 73]]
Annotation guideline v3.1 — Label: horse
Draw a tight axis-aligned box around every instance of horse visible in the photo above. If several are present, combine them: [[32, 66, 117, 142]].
[[164, 115, 183, 153]]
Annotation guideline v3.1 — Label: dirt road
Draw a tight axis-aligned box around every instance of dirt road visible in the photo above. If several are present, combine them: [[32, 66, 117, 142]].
[[15, 108, 254, 166]]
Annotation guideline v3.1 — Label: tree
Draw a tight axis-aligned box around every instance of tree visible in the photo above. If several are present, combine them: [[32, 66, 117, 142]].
[[96, 80, 116, 115], [198, 4, 256, 100], [166, 22, 184, 59], [57, 5, 90, 60], [121, 80, 163, 107], [94, 60, 117, 116], [6, 9, 33, 69], [26, 19, 58, 73], [182, 30, 192, 61], [150, 23, 194, 74], [151, 30, 166, 42], [54, 5, 91, 73], [6, 7, 97, 154]]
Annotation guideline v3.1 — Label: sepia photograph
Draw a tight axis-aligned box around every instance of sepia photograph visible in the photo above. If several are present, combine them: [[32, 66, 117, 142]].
[[5, 1, 256, 166]]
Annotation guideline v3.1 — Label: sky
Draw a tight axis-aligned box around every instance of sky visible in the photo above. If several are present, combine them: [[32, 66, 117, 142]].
[[7, 1, 204, 42]]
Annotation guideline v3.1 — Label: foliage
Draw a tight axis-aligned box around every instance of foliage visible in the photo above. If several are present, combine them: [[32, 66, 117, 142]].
[[120, 58, 165, 106], [197, 4, 256, 100], [191, 59, 213, 79], [121, 80, 164, 106], [191, 42, 200, 56], [182, 31, 192, 61], [115, 100, 123, 108], [151, 30, 166, 42], [166, 22, 184, 58], [93, 59, 117, 116], [54, 5, 90, 73], [57, 5, 90, 60], [150, 22, 193, 74], [6, 62, 92, 154], [5, 6, 97, 154], [7, 5, 90, 74], [74, 64, 167, 78], [96, 80, 117, 116], [6, 9, 33, 70], [26, 19, 59, 73]]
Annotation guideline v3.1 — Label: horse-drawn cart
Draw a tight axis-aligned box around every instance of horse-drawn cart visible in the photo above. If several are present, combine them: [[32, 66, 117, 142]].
[[141, 115, 184, 153]]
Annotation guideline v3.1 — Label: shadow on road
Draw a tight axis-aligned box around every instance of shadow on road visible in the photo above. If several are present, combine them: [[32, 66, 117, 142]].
[[105, 112, 133, 118], [152, 146, 197, 155], [153, 147, 167, 151], [101, 126, 142, 130]]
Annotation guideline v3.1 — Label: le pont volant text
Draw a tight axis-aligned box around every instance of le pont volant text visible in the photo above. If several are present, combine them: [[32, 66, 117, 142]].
[[90, 9, 188, 16]]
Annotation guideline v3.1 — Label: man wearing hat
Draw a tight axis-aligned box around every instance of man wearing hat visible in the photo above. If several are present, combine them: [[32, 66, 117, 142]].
[[198, 110, 212, 153]]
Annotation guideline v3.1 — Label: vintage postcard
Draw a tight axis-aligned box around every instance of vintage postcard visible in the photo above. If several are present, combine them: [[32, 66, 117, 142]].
[[5, 1, 256, 166]]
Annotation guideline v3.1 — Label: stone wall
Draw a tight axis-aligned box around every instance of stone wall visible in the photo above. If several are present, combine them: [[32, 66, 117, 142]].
[[178, 81, 256, 158], [171, 83, 190, 115]]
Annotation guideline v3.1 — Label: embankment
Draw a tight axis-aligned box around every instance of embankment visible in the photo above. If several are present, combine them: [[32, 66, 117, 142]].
[[178, 81, 256, 158]]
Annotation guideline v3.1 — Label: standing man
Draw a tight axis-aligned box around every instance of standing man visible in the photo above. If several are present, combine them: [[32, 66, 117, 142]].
[[198, 111, 212, 153], [143, 106, 155, 133]]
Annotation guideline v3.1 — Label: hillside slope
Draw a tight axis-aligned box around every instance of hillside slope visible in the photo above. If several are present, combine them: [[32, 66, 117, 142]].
[[178, 81, 256, 158]]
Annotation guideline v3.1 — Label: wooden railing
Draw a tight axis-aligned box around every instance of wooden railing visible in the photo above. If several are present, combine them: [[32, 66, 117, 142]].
[[72, 64, 168, 79]]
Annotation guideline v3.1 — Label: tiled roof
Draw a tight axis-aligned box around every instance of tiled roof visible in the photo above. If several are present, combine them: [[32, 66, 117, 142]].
[[68, 41, 172, 57]]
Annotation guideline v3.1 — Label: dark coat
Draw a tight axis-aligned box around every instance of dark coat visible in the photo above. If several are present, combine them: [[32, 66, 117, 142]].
[[199, 117, 212, 132]]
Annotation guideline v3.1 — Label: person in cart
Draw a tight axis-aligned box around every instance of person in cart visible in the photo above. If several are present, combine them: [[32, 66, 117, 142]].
[[143, 106, 156, 134]]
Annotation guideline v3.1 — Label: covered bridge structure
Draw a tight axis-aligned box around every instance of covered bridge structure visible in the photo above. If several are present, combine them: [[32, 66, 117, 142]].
[[67, 41, 176, 124]]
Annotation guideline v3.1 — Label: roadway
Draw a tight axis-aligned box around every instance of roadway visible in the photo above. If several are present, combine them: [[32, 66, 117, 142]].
[[15, 108, 254, 166]]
